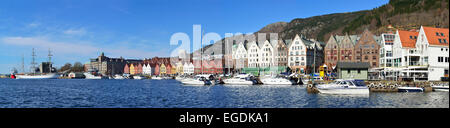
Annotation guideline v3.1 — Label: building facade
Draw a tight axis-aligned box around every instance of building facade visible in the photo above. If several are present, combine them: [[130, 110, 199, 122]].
[[354, 29, 381, 68], [287, 35, 307, 73]]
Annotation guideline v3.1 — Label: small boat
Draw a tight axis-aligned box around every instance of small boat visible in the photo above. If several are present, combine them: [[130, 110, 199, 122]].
[[133, 75, 145, 80], [15, 73, 59, 79], [113, 74, 125, 79], [181, 76, 211, 86], [398, 87, 424, 92], [261, 77, 295, 85], [316, 79, 369, 95], [223, 74, 256, 85], [84, 72, 107, 79], [151, 76, 163, 80], [431, 83, 449, 92]]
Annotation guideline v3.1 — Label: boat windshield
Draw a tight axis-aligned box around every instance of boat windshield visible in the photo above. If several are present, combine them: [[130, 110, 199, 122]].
[[352, 80, 366, 86]]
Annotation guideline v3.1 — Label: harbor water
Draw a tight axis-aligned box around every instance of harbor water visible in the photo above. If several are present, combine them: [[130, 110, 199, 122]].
[[0, 79, 448, 108]]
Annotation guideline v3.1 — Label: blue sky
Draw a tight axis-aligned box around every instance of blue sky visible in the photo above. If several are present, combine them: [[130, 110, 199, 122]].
[[0, 0, 388, 73]]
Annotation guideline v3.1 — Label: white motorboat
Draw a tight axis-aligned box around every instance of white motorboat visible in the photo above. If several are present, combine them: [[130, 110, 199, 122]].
[[151, 76, 163, 80], [261, 77, 294, 85], [84, 73, 107, 79], [316, 79, 369, 95], [15, 73, 59, 79], [223, 74, 255, 85], [398, 87, 424, 92], [113, 74, 125, 79], [431, 83, 449, 92], [133, 75, 145, 80], [181, 76, 211, 86]]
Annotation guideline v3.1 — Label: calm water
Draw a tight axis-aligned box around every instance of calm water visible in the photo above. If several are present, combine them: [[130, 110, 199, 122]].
[[0, 79, 448, 108]]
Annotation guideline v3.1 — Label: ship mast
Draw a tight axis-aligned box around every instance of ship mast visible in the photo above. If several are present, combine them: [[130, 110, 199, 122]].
[[48, 48, 53, 73], [31, 48, 37, 75], [21, 54, 25, 73]]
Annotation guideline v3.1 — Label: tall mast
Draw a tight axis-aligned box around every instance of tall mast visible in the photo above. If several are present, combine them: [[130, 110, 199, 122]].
[[21, 54, 25, 73], [31, 48, 37, 74], [48, 48, 53, 73], [201, 29, 204, 74]]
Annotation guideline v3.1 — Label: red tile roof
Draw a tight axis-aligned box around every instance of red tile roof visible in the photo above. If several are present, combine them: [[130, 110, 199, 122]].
[[423, 26, 449, 46], [398, 30, 419, 48]]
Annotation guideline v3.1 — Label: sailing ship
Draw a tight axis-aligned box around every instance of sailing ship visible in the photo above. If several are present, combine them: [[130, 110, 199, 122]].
[[15, 48, 59, 79]]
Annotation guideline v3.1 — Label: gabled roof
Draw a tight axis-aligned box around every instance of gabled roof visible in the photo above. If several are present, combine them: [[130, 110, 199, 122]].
[[398, 30, 418, 48], [423, 26, 449, 46], [336, 62, 370, 69]]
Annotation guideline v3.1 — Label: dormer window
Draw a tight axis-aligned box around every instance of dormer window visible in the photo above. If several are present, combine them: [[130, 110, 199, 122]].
[[441, 33, 444, 36], [439, 39, 442, 43], [410, 36, 413, 39], [436, 32, 439, 36]]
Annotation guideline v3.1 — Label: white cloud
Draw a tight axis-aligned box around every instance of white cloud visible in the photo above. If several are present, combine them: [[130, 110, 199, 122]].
[[63, 28, 87, 36], [27, 22, 40, 28], [1, 36, 169, 59]]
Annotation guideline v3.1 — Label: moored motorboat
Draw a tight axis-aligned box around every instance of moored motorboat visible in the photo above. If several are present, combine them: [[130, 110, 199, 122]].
[[113, 74, 125, 79], [316, 79, 369, 95], [133, 75, 145, 80], [397, 87, 424, 92], [151, 76, 163, 80], [431, 83, 449, 92], [84, 72, 107, 79], [223, 74, 256, 85], [260, 77, 295, 85], [181, 76, 211, 86]]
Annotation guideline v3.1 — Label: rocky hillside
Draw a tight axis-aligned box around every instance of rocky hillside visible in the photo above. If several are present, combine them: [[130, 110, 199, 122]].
[[258, 0, 449, 41], [195, 0, 448, 55]]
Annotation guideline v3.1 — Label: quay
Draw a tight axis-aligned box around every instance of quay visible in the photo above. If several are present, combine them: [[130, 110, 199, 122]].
[[306, 80, 448, 93]]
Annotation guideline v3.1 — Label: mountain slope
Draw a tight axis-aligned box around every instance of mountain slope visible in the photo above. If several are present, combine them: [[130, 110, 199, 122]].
[[258, 0, 449, 41]]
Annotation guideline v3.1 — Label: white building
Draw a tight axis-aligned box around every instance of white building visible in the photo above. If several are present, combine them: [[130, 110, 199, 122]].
[[142, 63, 152, 75], [247, 41, 261, 68], [379, 33, 396, 80], [183, 62, 195, 75], [416, 26, 449, 81], [233, 42, 248, 70], [260, 40, 275, 68], [392, 30, 426, 81], [287, 34, 307, 73]]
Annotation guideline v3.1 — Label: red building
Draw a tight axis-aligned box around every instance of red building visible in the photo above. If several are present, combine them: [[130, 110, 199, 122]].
[[154, 64, 160, 76], [136, 63, 143, 74], [124, 64, 130, 74]]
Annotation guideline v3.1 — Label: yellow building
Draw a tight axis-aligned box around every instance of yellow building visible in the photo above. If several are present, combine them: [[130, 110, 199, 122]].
[[160, 63, 166, 75], [130, 63, 136, 75], [177, 62, 183, 74], [171, 67, 177, 75]]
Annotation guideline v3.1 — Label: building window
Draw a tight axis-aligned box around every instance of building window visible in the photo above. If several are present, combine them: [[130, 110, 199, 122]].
[[347, 70, 350, 74], [436, 32, 439, 36], [357, 69, 361, 74], [438, 57, 443, 62]]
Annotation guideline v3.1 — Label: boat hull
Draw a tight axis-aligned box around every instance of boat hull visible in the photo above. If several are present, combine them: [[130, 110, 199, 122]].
[[223, 80, 254, 85], [317, 88, 369, 95], [15, 74, 59, 79], [261, 78, 294, 85], [398, 87, 424, 92]]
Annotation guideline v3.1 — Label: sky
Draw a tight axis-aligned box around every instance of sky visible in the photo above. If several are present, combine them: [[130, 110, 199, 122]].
[[0, 0, 389, 74]]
